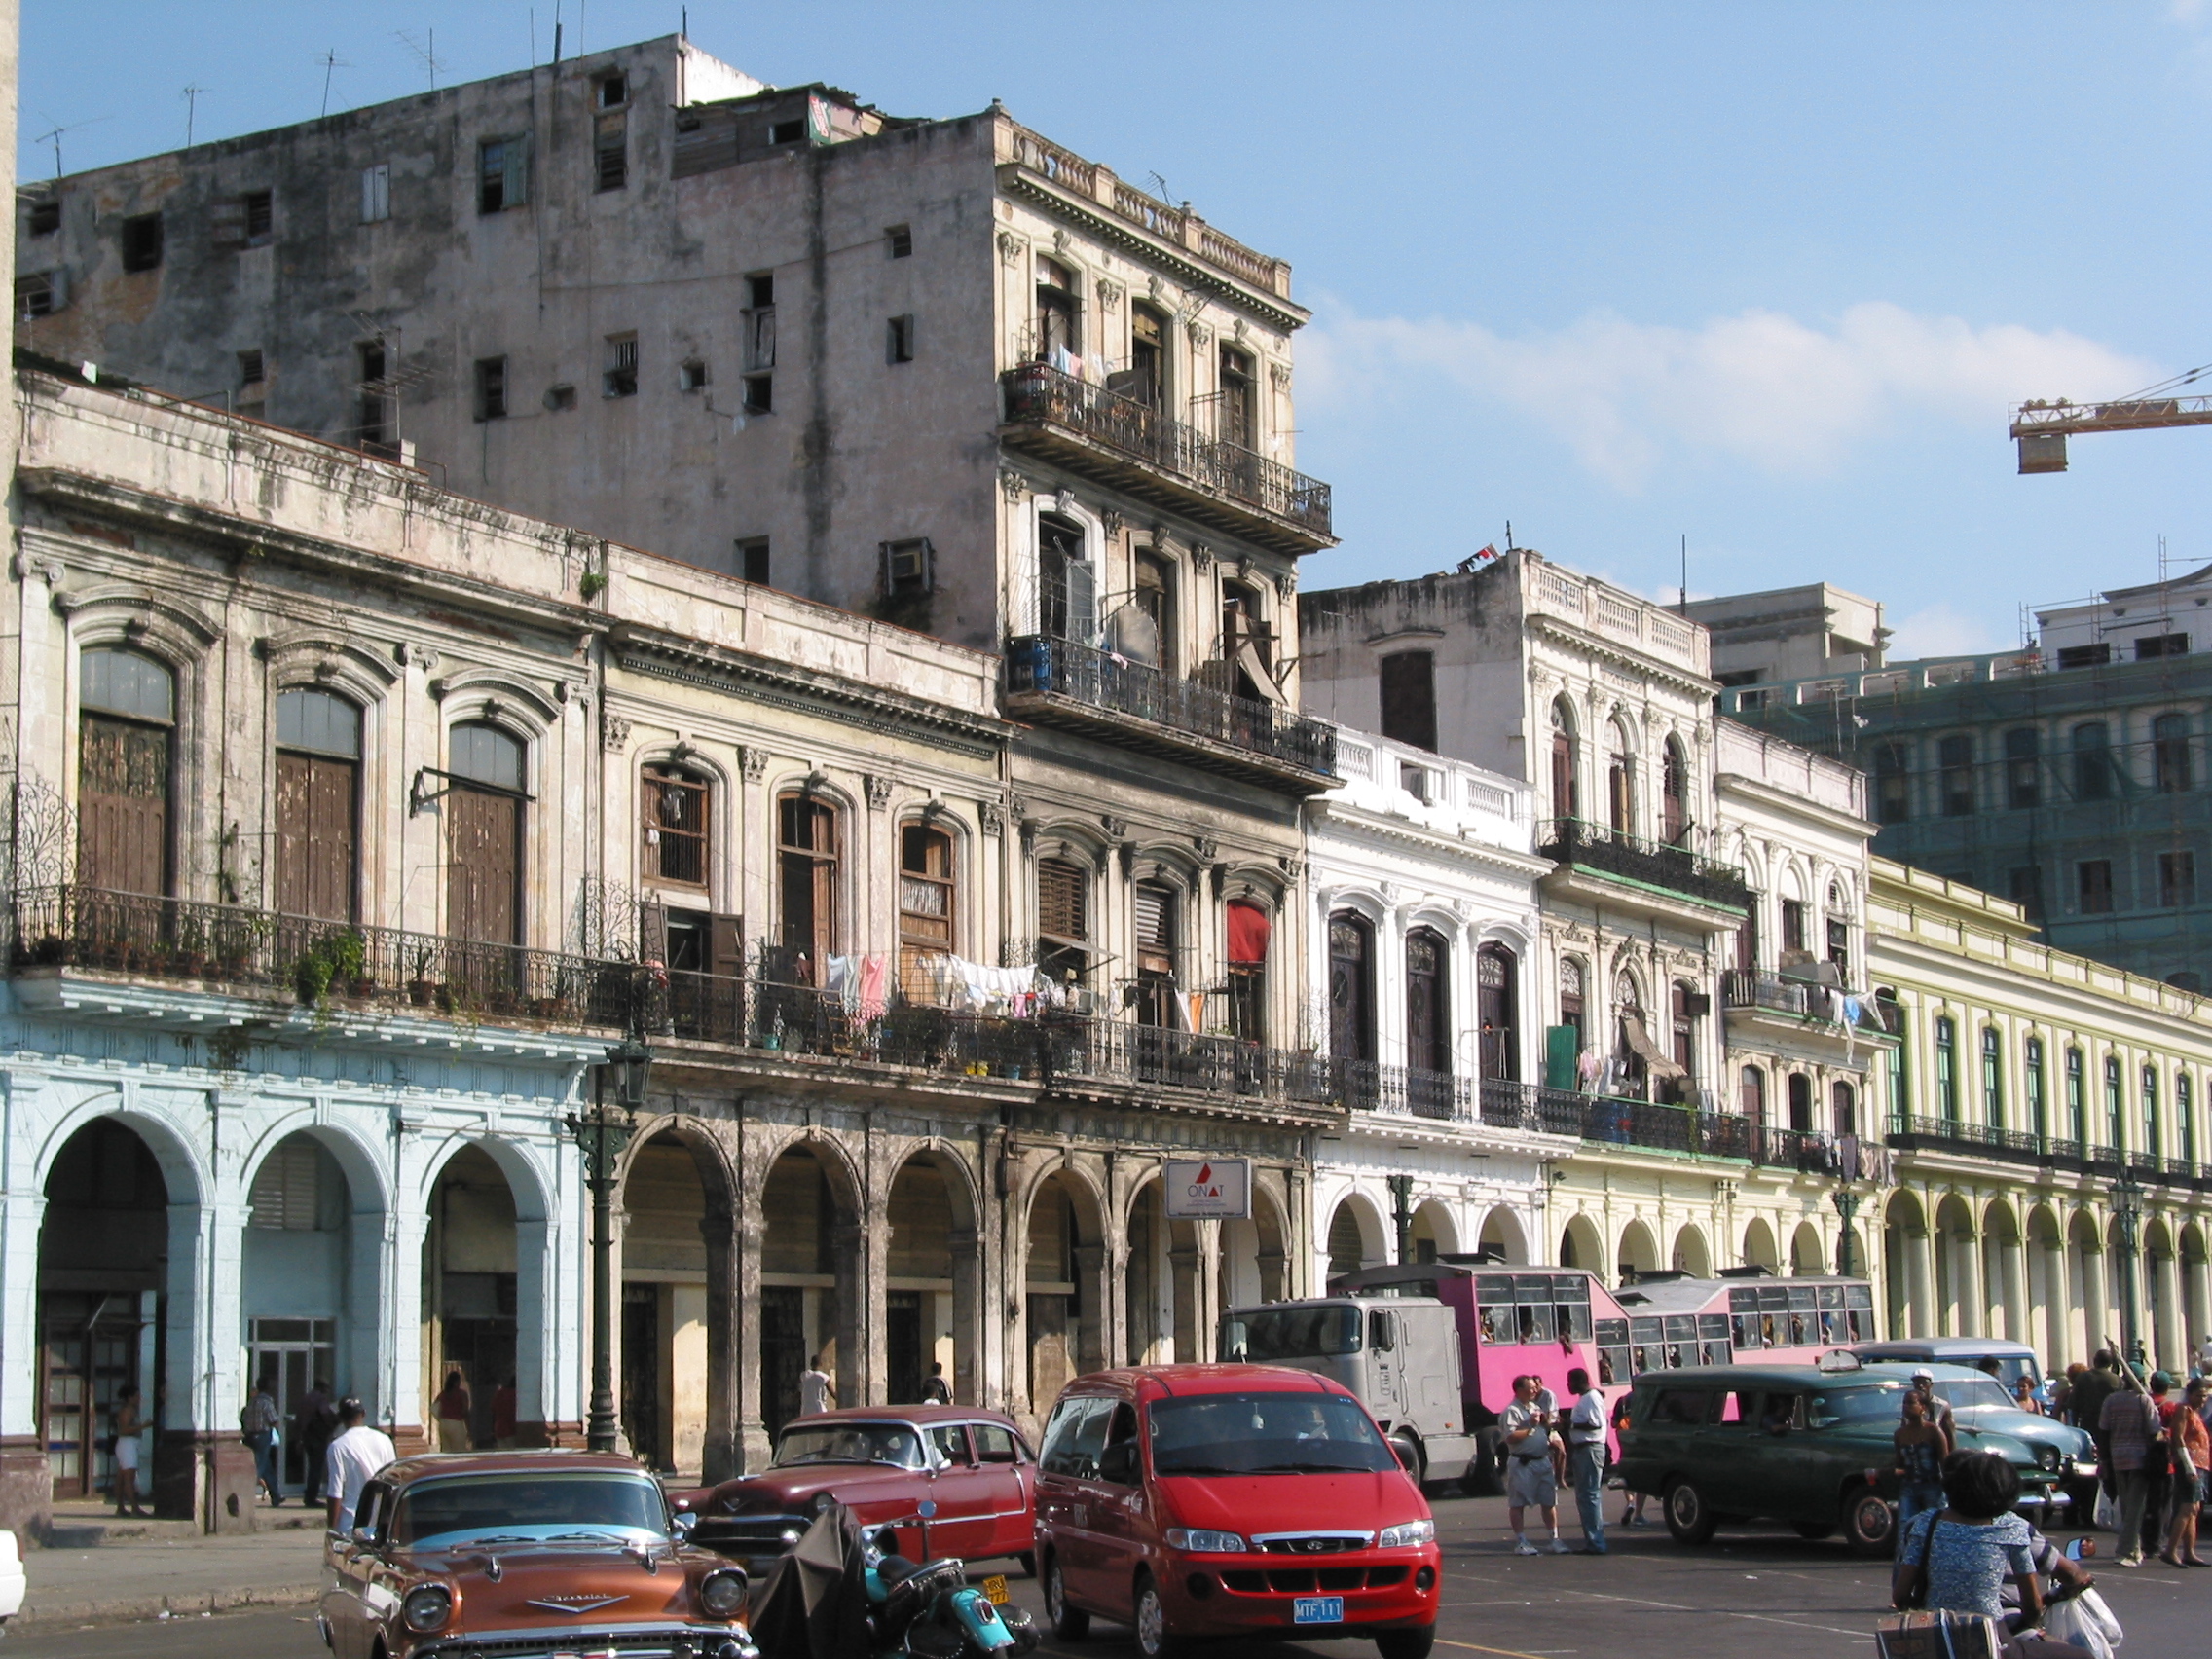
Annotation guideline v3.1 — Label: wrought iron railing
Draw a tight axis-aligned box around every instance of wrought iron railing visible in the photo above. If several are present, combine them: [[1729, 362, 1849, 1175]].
[[1886, 1114, 2209, 1189], [10, 884, 633, 1027], [1334, 1060, 1467, 1121], [1000, 363, 1333, 539], [1720, 970, 1902, 1034], [1481, 1078, 1597, 1137], [1004, 634, 1337, 777], [1536, 819, 1751, 910]]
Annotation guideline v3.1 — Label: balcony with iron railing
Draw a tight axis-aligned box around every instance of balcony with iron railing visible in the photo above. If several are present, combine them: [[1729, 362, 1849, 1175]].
[[1536, 819, 1752, 913], [1886, 1114, 2212, 1191], [1720, 971, 1902, 1038], [1002, 633, 1338, 792], [998, 363, 1333, 554]]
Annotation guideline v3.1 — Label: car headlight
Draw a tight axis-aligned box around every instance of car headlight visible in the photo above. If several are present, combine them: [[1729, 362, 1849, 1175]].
[[402, 1585, 453, 1634], [699, 1567, 750, 1618], [2037, 1446, 2059, 1471], [1378, 1519, 1436, 1548], [1163, 1528, 1245, 1554]]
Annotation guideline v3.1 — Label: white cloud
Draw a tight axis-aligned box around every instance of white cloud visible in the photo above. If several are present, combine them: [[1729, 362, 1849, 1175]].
[[1886, 604, 2016, 661], [1303, 300, 2157, 491]]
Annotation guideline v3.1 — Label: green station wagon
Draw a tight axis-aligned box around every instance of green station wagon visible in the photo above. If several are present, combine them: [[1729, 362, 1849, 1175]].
[[1614, 1362, 2062, 1556]]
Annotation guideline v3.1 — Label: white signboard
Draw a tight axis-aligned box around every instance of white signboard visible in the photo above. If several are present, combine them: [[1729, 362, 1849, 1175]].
[[1162, 1157, 1252, 1220]]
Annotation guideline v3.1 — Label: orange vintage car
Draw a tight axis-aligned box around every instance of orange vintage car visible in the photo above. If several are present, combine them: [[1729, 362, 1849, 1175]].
[[317, 1451, 756, 1659]]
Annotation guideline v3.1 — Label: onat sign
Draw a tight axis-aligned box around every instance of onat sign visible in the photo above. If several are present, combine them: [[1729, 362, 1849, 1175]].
[[1163, 1158, 1252, 1221]]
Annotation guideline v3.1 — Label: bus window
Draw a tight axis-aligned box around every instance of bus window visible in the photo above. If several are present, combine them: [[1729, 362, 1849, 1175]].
[[1595, 1318, 1630, 1386], [1696, 1314, 1732, 1365]]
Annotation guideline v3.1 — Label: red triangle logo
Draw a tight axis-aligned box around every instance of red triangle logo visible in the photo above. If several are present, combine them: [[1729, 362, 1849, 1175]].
[[1196, 1162, 1212, 1184]]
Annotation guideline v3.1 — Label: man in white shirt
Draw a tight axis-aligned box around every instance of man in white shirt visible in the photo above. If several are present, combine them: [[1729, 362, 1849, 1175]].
[[798, 1355, 836, 1417], [1564, 1367, 1609, 1555], [323, 1398, 396, 1536], [1501, 1374, 1567, 1556]]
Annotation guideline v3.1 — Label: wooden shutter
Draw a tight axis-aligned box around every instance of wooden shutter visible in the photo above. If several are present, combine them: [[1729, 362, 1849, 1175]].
[[447, 787, 522, 944], [77, 715, 168, 896], [274, 752, 357, 920], [638, 899, 669, 964], [1037, 860, 1087, 942], [709, 912, 745, 979]]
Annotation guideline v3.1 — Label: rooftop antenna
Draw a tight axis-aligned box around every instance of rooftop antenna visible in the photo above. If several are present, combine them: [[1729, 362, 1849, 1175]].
[[181, 86, 205, 148], [553, 0, 564, 65], [316, 50, 352, 118], [396, 29, 440, 92], [1146, 170, 1172, 201], [1503, 520, 1516, 552], [1678, 532, 1688, 614], [29, 114, 111, 180]]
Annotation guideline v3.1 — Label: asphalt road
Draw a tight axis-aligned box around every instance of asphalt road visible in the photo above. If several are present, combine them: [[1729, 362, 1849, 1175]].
[[10, 1492, 2204, 1657]]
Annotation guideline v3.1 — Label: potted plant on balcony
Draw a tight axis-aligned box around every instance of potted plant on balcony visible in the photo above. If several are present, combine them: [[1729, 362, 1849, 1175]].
[[407, 945, 438, 1008]]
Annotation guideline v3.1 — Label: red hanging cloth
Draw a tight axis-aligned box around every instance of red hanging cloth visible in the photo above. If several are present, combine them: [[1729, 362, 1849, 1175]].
[[1227, 900, 1272, 966]]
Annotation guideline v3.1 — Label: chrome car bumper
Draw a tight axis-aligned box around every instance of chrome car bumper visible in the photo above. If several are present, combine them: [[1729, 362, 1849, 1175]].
[[413, 1622, 756, 1659]]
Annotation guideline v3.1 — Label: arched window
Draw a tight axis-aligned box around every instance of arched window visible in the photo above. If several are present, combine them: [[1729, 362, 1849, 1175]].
[[2024, 1036, 2046, 1146], [1133, 879, 1178, 1028], [2005, 727, 2041, 809], [1477, 943, 1519, 1083], [1550, 699, 1580, 823], [1128, 301, 1168, 410], [2104, 1053, 2124, 1151], [1788, 1072, 1813, 1132], [2065, 1046, 2086, 1145], [1661, 737, 1688, 844], [1874, 742, 1910, 825], [275, 687, 360, 921], [1832, 1079, 1857, 1138], [898, 823, 954, 990], [2072, 722, 2113, 801], [1613, 970, 1649, 1099], [1405, 928, 1450, 1076], [1131, 549, 1176, 676], [1034, 257, 1079, 359], [1740, 1065, 1766, 1123], [1327, 912, 1375, 1064], [2154, 712, 2192, 793], [1934, 1015, 1958, 1124], [776, 791, 839, 980], [1558, 957, 1586, 1054], [642, 762, 710, 888], [1038, 514, 1092, 645], [1981, 1026, 2004, 1128], [1225, 898, 1271, 1044], [78, 646, 175, 897], [2142, 1062, 2161, 1161], [445, 721, 526, 945], [1035, 857, 1090, 988], [1606, 721, 1635, 836]]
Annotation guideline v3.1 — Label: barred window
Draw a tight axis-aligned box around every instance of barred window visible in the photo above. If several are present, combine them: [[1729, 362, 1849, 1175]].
[[643, 765, 710, 887]]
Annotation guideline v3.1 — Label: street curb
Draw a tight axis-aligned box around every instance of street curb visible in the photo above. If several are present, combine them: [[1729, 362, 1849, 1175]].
[[14, 1579, 322, 1629]]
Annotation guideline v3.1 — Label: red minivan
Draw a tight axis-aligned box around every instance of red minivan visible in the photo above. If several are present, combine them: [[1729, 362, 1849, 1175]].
[[1032, 1364, 1440, 1659]]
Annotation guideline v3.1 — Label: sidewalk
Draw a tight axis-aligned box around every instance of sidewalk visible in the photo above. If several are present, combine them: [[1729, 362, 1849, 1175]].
[[18, 1501, 327, 1628]]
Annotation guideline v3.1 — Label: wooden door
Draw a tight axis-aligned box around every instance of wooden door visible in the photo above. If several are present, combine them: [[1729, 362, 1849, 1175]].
[[1478, 944, 1518, 1082], [77, 716, 168, 896], [447, 787, 522, 944], [1328, 914, 1373, 1063], [274, 752, 358, 920]]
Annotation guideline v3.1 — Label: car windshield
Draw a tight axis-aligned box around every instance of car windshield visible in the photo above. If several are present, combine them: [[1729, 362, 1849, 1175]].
[[389, 1473, 668, 1550], [1149, 1391, 1399, 1475], [1219, 1306, 1362, 1363], [772, 1422, 925, 1471], [1805, 1384, 1909, 1427], [1940, 1377, 2018, 1412]]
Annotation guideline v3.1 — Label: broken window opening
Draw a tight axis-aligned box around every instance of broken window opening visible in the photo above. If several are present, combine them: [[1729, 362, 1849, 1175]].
[[887, 314, 914, 364], [886, 224, 912, 259], [478, 137, 529, 214], [14, 273, 55, 321], [27, 198, 59, 237], [594, 112, 628, 192], [741, 373, 773, 415], [242, 189, 273, 245], [359, 164, 391, 225], [475, 356, 508, 421], [120, 212, 164, 274], [882, 538, 934, 600], [604, 335, 639, 399], [738, 538, 771, 586], [679, 358, 709, 392]]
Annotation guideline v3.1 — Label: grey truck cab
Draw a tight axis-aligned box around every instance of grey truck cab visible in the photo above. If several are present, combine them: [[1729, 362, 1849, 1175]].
[[1217, 1294, 1475, 1488]]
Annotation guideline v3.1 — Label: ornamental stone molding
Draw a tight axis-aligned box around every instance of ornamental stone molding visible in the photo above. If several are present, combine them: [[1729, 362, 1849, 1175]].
[[865, 774, 895, 810], [999, 469, 1028, 504], [601, 713, 631, 752], [1269, 361, 1293, 390], [997, 231, 1026, 268], [1095, 278, 1124, 310], [978, 800, 1005, 836], [1189, 322, 1212, 347], [740, 746, 768, 782]]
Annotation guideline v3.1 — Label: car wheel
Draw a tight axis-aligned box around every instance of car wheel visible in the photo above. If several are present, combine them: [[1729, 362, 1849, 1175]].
[[1045, 1555, 1088, 1641], [1018, 1550, 1039, 1579], [1131, 1571, 1189, 1659], [1844, 1490, 1896, 1558], [1663, 1477, 1717, 1546], [1792, 1522, 1837, 1540], [1389, 1434, 1424, 1486], [1377, 1627, 1438, 1659], [1460, 1427, 1504, 1497]]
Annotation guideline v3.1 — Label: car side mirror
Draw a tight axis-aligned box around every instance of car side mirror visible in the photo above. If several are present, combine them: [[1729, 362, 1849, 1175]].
[[1097, 1442, 1139, 1485], [672, 1511, 697, 1536], [350, 1526, 377, 1549]]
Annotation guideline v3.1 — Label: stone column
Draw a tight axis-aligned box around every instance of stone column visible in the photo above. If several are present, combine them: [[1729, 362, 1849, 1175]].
[[699, 1198, 743, 1484], [732, 1213, 769, 1474], [387, 1204, 430, 1452], [1196, 1220, 1223, 1363], [1905, 1220, 1936, 1337], [1954, 1226, 1983, 1338], [948, 1226, 985, 1407], [155, 1198, 256, 1533], [2155, 1244, 2184, 1372], [835, 1206, 886, 1408], [1072, 1241, 1109, 1375], [0, 1174, 48, 1544]]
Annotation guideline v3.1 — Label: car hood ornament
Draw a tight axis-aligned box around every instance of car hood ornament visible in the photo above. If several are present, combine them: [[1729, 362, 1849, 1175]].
[[524, 1593, 629, 1615]]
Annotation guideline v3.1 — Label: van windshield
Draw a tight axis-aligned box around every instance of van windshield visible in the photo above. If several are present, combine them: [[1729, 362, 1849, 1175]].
[[1219, 1306, 1362, 1363], [1149, 1391, 1398, 1475]]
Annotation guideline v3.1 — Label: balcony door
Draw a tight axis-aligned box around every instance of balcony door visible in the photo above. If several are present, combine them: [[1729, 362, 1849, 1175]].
[[274, 688, 360, 921], [77, 648, 175, 898], [445, 723, 525, 946], [1328, 913, 1375, 1064], [1478, 943, 1518, 1082], [1406, 929, 1449, 1076]]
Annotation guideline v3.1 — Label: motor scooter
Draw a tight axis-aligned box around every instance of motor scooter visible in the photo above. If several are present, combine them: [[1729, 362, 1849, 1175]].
[[859, 1499, 1040, 1659]]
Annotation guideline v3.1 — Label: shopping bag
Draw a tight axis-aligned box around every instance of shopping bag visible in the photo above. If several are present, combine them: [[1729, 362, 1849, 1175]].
[[2043, 1597, 2114, 1659], [2093, 1488, 2119, 1530], [2074, 1588, 2123, 1649], [1877, 1611, 2004, 1659]]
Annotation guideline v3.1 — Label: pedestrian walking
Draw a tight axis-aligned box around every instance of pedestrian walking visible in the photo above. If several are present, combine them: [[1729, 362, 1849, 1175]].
[[1894, 1388, 1948, 1537], [323, 1397, 395, 1536], [2161, 1375, 2209, 1567], [433, 1371, 472, 1453], [1564, 1367, 1607, 1555], [294, 1379, 336, 1505], [1501, 1374, 1567, 1556], [2100, 1375, 2161, 1566], [109, 1383, 148, 1517], [798, 1354, 836, 1417], [240, 1375, 282, 1506]]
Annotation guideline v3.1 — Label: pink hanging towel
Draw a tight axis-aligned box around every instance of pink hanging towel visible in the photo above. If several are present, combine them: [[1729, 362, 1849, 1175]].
[[857, 955, 890, 1022]]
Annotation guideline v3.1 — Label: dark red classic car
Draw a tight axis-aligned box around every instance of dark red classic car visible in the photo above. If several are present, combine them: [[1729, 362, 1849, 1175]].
[[318, 1451, 755, 1659], [674, 1407, 1037, 1575]]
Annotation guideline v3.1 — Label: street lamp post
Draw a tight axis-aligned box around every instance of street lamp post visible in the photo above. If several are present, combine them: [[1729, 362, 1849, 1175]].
[[1386, 1173, 1415, 1265], [571, 1035, 651, 1454], [1830, 1186, 1862, 1278], [2113, 1170, 2145, 1369]]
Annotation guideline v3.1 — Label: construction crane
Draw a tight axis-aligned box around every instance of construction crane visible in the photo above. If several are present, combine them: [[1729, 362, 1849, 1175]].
[[2010, 361, 2212, 472]]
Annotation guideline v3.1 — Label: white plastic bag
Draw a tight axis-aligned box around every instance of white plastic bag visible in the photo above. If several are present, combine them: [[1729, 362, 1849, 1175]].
[[2044, 1595, 2116, 1659], [2074, 1588, 2122, 1650], [2093, 1487, 2119, 1531]]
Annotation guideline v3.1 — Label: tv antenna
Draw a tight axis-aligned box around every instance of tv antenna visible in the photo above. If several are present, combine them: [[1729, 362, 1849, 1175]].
[[181, 86, 206, 148], [29, 113, 111, 180], [395, 29, 440, 92], [316, 50, 353, 118]]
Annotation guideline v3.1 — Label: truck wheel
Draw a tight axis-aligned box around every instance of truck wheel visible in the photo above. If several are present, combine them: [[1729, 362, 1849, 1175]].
[[1843, 1490, 1896, 1557], [1460, 1427, 1504, 1496], [1662, 1477, 1717, 1545], [1389, 1434, 1424, 1486], [1044, 1555, 1088, 1641]]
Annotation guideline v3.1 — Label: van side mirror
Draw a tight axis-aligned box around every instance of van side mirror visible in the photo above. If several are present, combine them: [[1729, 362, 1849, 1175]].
[[1368, 1310, 1395, 1353], [350, 1526, 378, 1548], [1097, 1441, 1139, 1485]]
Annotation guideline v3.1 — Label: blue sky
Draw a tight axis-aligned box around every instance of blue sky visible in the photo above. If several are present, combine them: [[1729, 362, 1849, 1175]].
[[21, 3, 2212, 657]]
